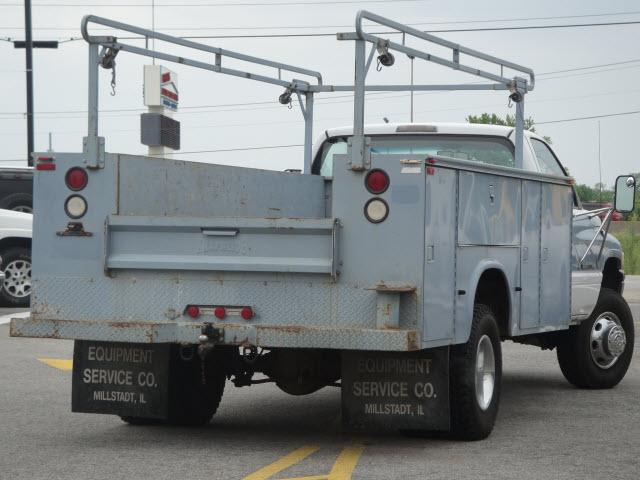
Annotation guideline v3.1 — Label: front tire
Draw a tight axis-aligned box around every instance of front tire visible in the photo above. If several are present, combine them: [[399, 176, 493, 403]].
[[557, 288, 634, 389], [449, 304, 502, 440]]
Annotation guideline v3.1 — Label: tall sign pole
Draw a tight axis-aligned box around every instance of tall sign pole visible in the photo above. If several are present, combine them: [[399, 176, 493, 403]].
[[141, 65, 180, 157], [24, 0, 34, 166]]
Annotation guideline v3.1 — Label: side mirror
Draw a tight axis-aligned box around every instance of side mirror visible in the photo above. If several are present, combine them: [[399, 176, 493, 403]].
[[614, 175, 636, 213]]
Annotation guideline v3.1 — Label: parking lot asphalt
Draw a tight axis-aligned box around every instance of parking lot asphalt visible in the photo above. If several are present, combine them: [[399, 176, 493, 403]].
[[1, 280, 639, 480]]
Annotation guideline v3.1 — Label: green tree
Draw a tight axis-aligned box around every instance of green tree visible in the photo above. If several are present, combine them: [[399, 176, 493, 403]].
[[466, 112, 552, 143], [574, 184, 597, 202], [574, 182, 614, 204]]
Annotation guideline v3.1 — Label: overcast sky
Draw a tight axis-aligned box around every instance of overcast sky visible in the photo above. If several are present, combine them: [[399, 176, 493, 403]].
[[1, 0, 639, 186]]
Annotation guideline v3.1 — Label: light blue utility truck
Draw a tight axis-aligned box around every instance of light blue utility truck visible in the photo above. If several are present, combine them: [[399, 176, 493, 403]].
[[11, 12, 636, 440]]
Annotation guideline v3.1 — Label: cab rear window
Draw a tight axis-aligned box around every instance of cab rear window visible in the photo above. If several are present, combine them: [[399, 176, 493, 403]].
[[315, 135, 514, 176]]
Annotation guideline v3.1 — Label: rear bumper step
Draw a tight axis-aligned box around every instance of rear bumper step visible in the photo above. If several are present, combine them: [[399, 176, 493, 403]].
[[10, 317, 421, 351]]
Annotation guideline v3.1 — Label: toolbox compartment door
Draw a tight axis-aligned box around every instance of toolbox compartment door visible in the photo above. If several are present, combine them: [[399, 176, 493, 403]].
[[105, 215, 338, 276]]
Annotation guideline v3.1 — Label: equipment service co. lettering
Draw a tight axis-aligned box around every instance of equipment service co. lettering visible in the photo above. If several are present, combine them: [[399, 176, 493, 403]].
[[82, 345, 157, 404], [353, 357, 436, 416]]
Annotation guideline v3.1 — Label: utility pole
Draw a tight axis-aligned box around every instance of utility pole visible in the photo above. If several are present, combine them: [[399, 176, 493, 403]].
[[24, 0, 33, 166], [13, 0, 58, 166]]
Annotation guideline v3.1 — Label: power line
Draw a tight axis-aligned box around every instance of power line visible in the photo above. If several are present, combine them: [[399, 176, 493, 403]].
[[537, 58, 640, 75], [537, 110, 640, 125], [536, 64, 640, 81], [3, 86, 638, 136], [3, 10, 640, 31], [69, 19, 640, 40], [4, 18, 640, 42], [0, 0, 425, 7], [1, 109, 639, 162], [2, 58, 639, 118], [165, 144, 304, 154]]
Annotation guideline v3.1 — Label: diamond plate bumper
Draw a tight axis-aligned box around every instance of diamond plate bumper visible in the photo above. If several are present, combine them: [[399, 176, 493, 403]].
[[10, 317, 421, 351]]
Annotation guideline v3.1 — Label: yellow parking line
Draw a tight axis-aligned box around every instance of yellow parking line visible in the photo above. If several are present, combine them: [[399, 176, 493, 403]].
[[38, 358, 73, 371], [243, 446, 321, 480], [243, 444, 365, 480], [326, 446, 365, 480]]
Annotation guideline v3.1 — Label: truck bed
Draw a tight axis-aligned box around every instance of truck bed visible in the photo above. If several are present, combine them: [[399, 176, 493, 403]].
[[11, 153, 420, 351]]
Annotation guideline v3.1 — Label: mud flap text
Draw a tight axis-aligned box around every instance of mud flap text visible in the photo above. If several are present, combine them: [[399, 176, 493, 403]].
[[341, 348, 449, 431], [71, 340, 169, 419]]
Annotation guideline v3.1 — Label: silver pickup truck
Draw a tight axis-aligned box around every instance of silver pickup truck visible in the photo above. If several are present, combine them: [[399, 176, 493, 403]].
[[10, 11, 636, 440]]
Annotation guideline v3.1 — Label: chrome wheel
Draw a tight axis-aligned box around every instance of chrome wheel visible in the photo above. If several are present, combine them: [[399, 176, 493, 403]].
[[590, 312, 626, 369], [475, 335, 496, 411], [11, 205, 32, 213], [2, 259, 32, 299]]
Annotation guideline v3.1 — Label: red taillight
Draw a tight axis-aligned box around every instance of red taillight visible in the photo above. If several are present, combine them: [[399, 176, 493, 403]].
[[36, 163, 56, 171], [365, 169, 389, 194], [186, 306, 200, 318], [65, 167, 88, 191], [240, 307, 254, 320], [36, 156, 55, 170], [214, 307, 226, 319]]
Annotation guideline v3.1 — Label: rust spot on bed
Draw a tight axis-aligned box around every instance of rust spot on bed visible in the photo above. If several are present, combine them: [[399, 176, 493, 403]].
[[406, 330, 420, 351]]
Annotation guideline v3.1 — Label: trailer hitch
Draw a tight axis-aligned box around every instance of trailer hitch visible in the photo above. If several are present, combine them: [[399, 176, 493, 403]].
[[198, 323, 223, 348], [197, 323, 224, 384]]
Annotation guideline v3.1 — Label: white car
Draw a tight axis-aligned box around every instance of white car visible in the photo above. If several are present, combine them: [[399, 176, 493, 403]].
[[0, 208, 32, 307]]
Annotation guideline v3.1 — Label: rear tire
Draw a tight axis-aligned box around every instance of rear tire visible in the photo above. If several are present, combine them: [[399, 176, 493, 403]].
[[121, 346, 226, 427], [449, 304, 502, 441], [0, 246, 31, 307], [557, 288, 634, 389], [0, 193, 33, 213], [167, 347, 226, 426]]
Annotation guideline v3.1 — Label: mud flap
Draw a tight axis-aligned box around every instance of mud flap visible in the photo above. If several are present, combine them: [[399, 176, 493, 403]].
[[71, 340, 170, 419], [341, 347, 450, 431]]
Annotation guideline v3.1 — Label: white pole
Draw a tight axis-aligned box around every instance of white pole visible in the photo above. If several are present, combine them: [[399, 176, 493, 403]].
[[598, 120, 602, 202], [410, 56, 414, 123]]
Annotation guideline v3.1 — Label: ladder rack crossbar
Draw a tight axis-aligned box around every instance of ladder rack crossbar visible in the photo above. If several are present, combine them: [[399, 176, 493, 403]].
[[353, 10, 535, 90], [81, 15, 323, 86]]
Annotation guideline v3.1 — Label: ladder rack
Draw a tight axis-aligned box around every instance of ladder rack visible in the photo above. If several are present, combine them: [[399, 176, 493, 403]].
[[80, 11, 535, 173]]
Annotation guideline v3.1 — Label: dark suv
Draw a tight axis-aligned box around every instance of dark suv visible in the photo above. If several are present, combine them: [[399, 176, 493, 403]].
[[0, 167, 33, 213]]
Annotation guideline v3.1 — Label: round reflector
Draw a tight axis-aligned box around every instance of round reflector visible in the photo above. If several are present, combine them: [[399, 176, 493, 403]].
[[364, 198, 389, 223], [64, 195, 87, 219], [365, 169, 389, 194], [186, 306, 200, 318], [65, 167, 88, 191], [214, 307, 226, 319], [240, 307, 254, 320]]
